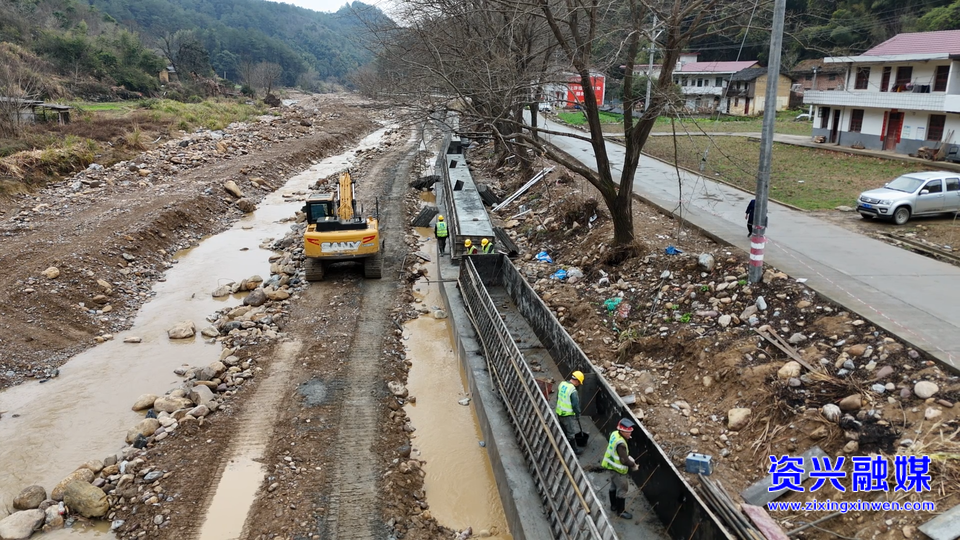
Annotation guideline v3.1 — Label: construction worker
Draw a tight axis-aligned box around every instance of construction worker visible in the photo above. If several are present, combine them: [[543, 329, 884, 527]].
[[480, 237, 493, 254], [464, 239, 479, 255], [434, 215, 448, 254], [555, 371, 585, 455], [601, 418, 639, 519]]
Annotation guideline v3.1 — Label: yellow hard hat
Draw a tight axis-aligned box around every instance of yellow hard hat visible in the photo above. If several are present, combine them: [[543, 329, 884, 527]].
[[481, 238, 489, 246], [572, 370, 584, 384], [464, 239, 472, 247], [438, 215, 444, 221]]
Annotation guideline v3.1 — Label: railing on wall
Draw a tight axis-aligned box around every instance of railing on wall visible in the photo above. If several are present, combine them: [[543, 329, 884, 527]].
[[459, 256, 619, 540]]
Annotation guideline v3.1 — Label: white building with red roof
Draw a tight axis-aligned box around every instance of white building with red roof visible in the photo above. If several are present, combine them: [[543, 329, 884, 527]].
[[804, 30, 960, 157], [671, 53, 759, 113]]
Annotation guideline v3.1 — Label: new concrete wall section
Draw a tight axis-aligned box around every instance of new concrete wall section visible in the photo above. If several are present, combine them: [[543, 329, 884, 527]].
[[431, 150, 553, 539], [472, 255, 734, 540]]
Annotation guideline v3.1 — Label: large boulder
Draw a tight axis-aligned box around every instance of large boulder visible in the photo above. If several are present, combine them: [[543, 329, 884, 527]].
[[235, 198, 257, 213], [189, 385, 216, 407], [12, 485, 46, 510], [125, 418, 161, 444], [131, 394, 159, 411], [51, 468, 95, 501], [153, 396, 193, 414], [243, 288, 267, 307], [727, 408, 752, 431], [62, 481, 109, 518], [223, 180, 244, 198], [167, 321, 196, 340], [0, 509, 44, 540]]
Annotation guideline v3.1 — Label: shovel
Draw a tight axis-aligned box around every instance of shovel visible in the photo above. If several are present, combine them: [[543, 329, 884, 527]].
[[574, 416, 590, 447]]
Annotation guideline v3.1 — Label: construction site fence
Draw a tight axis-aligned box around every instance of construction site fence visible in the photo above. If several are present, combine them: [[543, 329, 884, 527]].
[[459, 255, 620, 540], [466, 254, 734, 540]]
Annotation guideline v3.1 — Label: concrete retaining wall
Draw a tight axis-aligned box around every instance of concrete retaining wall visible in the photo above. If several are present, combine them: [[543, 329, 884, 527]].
[[472, 255, 733, 540]]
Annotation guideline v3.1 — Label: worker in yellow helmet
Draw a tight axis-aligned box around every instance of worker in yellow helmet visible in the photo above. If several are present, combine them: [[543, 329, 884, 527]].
[[480, 237, 493, 254], [555, 370, 585, 456], [434, 215, 448, 255], [464, 239, 478, 255]]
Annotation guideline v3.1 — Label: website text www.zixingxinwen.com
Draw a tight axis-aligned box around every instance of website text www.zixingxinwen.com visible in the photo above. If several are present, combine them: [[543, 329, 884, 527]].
[[768, 499, 936, 513]]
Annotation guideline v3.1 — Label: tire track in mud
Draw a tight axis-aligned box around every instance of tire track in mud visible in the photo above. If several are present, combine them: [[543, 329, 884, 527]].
[[195, 340, 303, 540], [320, 130, 417, 540]]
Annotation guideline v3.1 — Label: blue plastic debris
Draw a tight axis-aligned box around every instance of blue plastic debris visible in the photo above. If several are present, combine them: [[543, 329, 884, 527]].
[[536, 251, 554, 263], [551, 269, 568, 280], [685, 453, 713, 475], [665, 245, 683, 255]]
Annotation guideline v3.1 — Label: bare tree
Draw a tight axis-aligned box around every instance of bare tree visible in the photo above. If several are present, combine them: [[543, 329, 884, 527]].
[[379, 0, 756, 247], [251, 62, 283, 96]]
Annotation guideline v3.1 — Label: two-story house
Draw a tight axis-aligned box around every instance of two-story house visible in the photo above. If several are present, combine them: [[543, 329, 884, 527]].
[[804, 30, 960, 154], [791, 59, 845, 92], [725, 67, 795, 116], [672, 54, 759, 114]]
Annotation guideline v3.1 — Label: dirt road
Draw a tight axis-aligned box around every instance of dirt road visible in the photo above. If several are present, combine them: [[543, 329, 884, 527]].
[[0, 96, 454, 540]]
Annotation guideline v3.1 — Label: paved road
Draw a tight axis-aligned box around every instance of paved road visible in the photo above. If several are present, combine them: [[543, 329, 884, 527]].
[[537, 117, 960, 372]]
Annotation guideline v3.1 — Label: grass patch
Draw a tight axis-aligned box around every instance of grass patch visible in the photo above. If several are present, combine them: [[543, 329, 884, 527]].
[[641, 136, 936, 210], [556, 110, 623, 126], [650, 111, 813, 136], [69, 101, 137, 113], [138, 98, 264, 131]]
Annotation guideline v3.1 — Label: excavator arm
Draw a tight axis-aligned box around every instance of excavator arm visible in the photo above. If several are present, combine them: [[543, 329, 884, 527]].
[[337, 171, 356, 221]]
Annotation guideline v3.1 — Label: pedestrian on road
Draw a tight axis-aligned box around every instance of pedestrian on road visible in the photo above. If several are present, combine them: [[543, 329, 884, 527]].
[[745, 199, 768, 237], [555, 370, 585, 456], [480, 238, 493, 254], [464, 239, 479, 255], [435, 215, 448, 254], [601, 418, 639, 519]]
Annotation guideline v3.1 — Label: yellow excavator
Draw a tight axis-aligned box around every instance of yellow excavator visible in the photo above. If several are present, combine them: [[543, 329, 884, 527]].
[[301, 170, 382, 281]]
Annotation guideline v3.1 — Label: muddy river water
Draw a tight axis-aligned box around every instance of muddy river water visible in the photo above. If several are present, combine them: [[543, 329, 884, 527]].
[[1, 127, 510, 539], [403, 230, 510, 539]]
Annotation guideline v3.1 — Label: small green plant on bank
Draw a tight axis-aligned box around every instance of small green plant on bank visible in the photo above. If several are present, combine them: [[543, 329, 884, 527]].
[[738, 279, 747, 286], [700, 285, 710, 292], [679, 313, 692, 323]]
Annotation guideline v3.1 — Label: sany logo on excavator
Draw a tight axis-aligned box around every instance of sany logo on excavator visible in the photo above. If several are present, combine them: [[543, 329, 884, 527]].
[[315, 235, 376, 253]]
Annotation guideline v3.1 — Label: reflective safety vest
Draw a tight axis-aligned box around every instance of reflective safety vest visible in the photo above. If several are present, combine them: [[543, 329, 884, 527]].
[[436, 221, 448, 237], [482, 242, 493, 254], [601, 431, 629, 474], [555, 381, 576, 416]]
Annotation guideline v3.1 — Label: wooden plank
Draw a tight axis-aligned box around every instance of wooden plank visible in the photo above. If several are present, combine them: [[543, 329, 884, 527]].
[[742, 504, 790, 540], [754, 329, 818, 373], [740, 446, 828, 506], [919, 502, 960, 540]]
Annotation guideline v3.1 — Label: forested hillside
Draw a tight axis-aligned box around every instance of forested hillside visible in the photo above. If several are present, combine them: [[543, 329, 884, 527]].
[[89, 0, 389, 86], [694, 0, 960, 66]]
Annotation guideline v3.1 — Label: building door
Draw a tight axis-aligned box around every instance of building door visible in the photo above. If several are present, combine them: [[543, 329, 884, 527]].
[[745, 98, 750, 115], [884, 112, 904, 151], [830, 110, 841, 143]]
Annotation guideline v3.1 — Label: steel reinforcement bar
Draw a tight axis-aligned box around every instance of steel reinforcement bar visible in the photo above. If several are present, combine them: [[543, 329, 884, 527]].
[[459, 257, 619, 540]]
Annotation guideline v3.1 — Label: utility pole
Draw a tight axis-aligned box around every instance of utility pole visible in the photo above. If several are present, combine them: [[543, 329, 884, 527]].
[[748, 0, 787, 283], [644, 15, 659, 111], [809, 67, 818, 116]]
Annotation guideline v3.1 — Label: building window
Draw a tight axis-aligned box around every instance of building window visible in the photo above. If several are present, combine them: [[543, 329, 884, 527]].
[[880, 67, 891, 92], [697, 78, 703, 87], [819, 107, 830, 129], [935, 65, 949, 92], [849, 109, 864, 132], [828, 74, 836, 81], [895, 66, 913, 90], [855, 67, 870, 89], [735, 97, 739, 107], [715, 77, 723, 87], [928, 114, 946, 141], [805, 74, 812, 81]]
